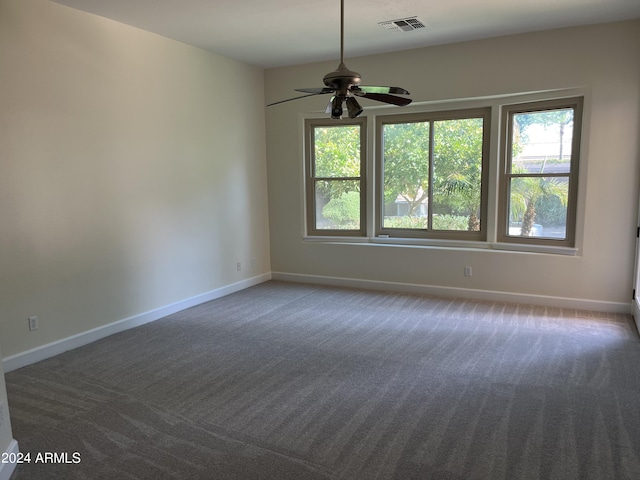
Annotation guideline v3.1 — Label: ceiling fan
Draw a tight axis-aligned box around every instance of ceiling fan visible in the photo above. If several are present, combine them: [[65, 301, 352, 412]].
[[267, 0, 412, 119]]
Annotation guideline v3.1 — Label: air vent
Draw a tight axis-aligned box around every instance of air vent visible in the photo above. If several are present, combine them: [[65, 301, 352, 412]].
[[378, 17, 426, 32]]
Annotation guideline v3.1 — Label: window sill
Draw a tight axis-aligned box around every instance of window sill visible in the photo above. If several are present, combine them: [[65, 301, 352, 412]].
[[303, 236, 578, 256], [490, 242, 578, 256]]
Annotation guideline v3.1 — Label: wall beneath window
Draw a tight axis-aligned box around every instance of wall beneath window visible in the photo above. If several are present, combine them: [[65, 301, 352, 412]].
[[0, 0, 271, 361], [265, 20, 640, 310]]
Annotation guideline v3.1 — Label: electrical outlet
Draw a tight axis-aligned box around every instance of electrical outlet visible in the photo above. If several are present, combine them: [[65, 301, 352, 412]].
[[28, 316, 39, 331], [236, 261, 242, 272], [251, 257, 256, 269], [464, 266, 472, 277]]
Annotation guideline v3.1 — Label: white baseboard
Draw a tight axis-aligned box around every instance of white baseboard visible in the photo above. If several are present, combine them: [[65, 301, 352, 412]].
[[2, 273, 272, 373], [0, 440, 19, 480], [272, 272, 631, 314], [2, 270, 631, 373]]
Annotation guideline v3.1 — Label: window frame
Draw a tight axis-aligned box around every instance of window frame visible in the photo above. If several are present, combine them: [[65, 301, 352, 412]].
[[374, 107, 491, 241], [497, 97, 583, 248], [301, 91, 586, 256], [304, 117, 367, 237]]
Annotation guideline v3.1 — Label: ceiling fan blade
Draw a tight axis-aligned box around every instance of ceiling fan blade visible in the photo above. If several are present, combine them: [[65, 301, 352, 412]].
[[358, 92, 413, 107], [267, 93, 325, 107], [295, 87, 335, 94], [354, 85, 410, 95]]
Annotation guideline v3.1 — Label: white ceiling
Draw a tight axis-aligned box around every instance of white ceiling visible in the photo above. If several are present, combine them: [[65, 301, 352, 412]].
[[52, 0, 640, 68]]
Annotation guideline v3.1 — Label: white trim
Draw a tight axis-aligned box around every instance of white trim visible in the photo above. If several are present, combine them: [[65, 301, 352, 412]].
[[2, 273, 272, 373], [633, 297, 640, 335], [272, 271, 630, 314], [631, 188, 640, 337], [490, 242, 578, 256], [302, 236, 578, 256], [0, 439, 19, 480]]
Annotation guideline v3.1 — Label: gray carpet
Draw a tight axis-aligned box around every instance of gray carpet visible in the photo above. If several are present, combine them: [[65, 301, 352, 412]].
[[6, 280, 640, 479]]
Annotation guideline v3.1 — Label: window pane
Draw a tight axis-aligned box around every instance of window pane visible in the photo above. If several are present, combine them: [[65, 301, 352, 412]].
[[314, 125, 361, 178], [511, 108, 573, 174], [433, 117, 484, 231], [508, 176, 569, 239], [381, 122, 430, 229], [314, 180, 361, 230]]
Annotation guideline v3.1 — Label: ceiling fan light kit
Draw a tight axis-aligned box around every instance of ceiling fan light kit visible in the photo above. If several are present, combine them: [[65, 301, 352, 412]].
[[267, 0, 412, 119]]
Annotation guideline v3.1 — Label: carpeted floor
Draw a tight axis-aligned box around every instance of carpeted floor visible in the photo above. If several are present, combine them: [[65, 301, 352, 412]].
[[6, 280, 640, 479]]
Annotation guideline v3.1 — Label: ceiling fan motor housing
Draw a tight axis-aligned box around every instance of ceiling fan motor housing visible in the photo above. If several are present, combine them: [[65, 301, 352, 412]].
[[323, 62, 361, 93]]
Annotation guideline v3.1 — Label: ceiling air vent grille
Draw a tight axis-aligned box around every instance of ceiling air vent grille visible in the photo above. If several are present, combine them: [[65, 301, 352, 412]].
[[378, 17, 426, 32]]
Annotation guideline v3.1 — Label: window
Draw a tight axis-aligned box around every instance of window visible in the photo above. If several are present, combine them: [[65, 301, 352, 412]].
[[498, 98, 583, 247], [305, 118, 366, 236], [303, 94, 584, 253], [376, 108, 490, 240]]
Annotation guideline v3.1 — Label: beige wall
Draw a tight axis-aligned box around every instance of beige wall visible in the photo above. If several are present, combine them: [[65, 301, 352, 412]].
[[0, 0, 270, 359], [265, 21, 640, 309]]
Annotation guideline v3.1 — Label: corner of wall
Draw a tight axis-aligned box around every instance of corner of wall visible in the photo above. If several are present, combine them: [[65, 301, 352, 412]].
[[0, 440, 19, 480], [0, 343, 18, 480]]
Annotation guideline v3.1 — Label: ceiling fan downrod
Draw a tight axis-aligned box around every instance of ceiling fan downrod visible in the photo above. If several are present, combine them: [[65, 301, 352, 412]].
[[323, 0, 361, 94], [266, 0, 411, 117]]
